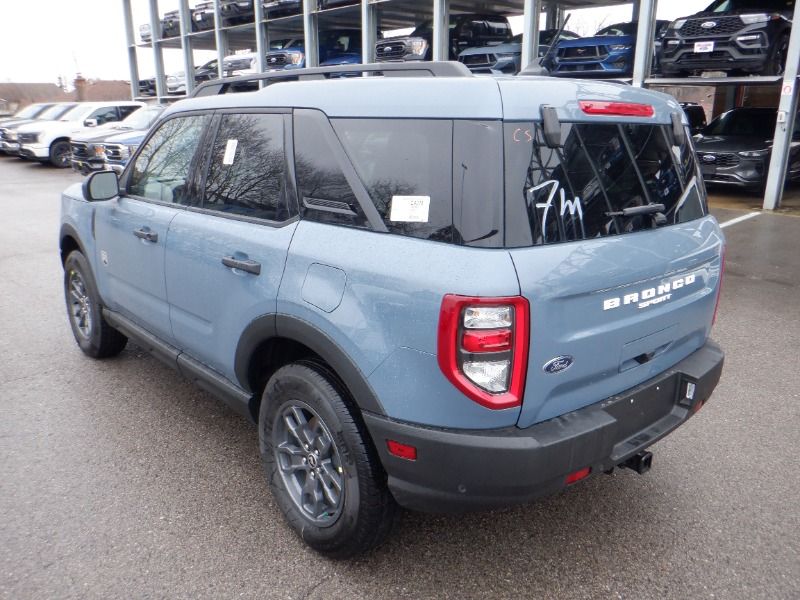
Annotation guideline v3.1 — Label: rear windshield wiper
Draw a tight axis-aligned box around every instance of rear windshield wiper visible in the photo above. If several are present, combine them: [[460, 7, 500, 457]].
[[606, 203, 668, 226]]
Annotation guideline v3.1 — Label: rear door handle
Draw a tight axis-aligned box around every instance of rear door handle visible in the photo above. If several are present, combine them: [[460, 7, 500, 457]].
[[133, 228, 158, 243], [222, 256, 261, 275]]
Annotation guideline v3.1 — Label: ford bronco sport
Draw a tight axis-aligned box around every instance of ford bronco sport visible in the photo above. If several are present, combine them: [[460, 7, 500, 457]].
[[60, 62, 725, 558]]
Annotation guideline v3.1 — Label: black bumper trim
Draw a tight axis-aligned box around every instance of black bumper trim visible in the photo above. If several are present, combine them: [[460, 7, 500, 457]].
[[364, 340, 724, 513]]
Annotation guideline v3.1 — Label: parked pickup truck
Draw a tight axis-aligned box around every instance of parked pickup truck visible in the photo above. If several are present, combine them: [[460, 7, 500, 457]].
[[376, 14, 513, 61], [70, 105, 164, 174]]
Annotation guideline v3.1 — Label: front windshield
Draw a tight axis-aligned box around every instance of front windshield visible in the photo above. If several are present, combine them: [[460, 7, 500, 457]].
[[704, 109, 777, 136], [703, 0, 793, 11], [39, 103, 77, 120], [119, 107, 162, 130], [597, 22, 635, 36], [14, 104, 46, 119]]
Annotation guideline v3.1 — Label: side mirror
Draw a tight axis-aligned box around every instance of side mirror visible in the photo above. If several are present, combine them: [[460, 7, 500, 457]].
[[671, 112, 686, 147], [84, 118, 98, 128], [82, 170, 119, 202]]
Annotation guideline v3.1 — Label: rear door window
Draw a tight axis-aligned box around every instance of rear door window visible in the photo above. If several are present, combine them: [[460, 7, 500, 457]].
[[504, 121, 706, 247], [331, 118, 454, 241], [202, 113, 293, 222]]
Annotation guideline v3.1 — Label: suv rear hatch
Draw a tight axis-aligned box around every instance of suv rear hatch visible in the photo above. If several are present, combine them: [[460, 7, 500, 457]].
[[499, 82, 724, 428]]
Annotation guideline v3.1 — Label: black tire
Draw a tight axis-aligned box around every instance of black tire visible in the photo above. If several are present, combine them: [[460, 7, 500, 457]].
[[63, 251, 127, 358], [764, 33, 790, 76], [259, 361, 397, 559], [50, 140, 71, 168]]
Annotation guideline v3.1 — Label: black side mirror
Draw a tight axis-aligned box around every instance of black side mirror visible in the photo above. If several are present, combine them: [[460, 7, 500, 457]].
[[671, 112, 686, 146], [541, 105, 561, 149], [82, 170, 119, 202]]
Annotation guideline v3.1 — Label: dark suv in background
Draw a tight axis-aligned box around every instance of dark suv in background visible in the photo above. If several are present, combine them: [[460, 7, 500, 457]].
[[659, 0, 794, 76], [376, 14, 512, 61], [694, 107, 800, 190], [458, 29, 581, 74]]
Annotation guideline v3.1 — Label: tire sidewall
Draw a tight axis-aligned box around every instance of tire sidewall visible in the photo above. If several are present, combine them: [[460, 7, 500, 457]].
[[64, 251, 105, 356], [50, 140, 70, 168], [259, 364, 363, 548]]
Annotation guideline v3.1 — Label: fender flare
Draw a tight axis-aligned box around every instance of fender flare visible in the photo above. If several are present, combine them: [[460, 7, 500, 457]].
[[234, 313, 385, 416], [59, 223, 88, 264]]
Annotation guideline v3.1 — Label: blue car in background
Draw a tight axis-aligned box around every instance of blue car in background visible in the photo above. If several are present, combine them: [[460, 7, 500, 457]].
[[550, 20, 669, 77], [99, 129, 149, 174], [264, 29, 363, 69]]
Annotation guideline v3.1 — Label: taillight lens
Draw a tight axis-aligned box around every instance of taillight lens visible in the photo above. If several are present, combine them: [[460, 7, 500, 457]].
[[579, 100, 655, 117], [437, 295, 530, 410], [712, 246, 726, 327]]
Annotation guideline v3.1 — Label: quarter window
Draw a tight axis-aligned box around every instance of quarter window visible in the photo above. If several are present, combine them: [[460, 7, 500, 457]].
[[203, 113, 292, 222], [128, 114, 210, 204], [332, 118, 454, 241]]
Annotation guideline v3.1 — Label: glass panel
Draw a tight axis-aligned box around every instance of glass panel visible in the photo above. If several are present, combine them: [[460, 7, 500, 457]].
[[90, 107, 120, 125], [294, 112, 369, 229], [203, 113, 291, 222], [128, 115, 210, 204], [332, 118, 453, 241], [504, 121, 706, 246]]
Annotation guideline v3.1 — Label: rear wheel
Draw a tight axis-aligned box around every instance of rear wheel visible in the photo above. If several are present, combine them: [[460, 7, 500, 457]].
[[259, 361, 396, 558], [63, 251, 127, 358], [50, 140, 71, 168]]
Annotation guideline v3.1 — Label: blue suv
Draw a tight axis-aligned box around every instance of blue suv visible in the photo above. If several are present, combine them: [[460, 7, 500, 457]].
[[60, 63, 725, 558]]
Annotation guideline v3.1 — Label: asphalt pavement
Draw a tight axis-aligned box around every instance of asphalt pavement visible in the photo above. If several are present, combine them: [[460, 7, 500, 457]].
[[1, 157, 798, 599]]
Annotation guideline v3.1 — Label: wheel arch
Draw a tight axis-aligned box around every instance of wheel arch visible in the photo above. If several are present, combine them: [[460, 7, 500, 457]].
[[59, 223, 87, 266], [235, 314, 385, 422]]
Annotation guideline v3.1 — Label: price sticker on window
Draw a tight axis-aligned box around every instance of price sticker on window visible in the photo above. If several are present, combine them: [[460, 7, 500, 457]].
[[222, 139, 238, 165], [390, 195, 430, 223]]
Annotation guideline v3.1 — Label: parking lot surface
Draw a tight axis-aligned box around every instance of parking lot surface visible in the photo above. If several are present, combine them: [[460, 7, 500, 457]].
[[1, 157, 798, 599]]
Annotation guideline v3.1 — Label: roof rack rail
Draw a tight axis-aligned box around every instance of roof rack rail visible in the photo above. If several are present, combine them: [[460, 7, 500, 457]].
[[191, 61, 472, 97]]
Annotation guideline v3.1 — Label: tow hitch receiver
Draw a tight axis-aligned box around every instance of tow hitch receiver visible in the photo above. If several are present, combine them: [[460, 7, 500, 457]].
[[622, 450, 653, 474]]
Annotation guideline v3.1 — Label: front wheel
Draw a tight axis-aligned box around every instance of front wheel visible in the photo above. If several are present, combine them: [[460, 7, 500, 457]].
[[50, 140, 71, 168], [63, 251, 127, 358], [259, 362, 397, 558]]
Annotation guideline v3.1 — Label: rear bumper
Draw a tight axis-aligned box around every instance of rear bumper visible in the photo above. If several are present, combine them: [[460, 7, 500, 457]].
[[365, 340, 724, 513]]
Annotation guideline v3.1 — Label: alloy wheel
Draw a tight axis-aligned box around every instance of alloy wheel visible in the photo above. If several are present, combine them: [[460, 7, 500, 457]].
[[273, 401, 345, 526], [67, 270, 93, 339]]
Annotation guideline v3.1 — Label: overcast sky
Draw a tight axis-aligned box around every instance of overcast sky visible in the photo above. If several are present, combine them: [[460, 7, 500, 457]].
[[0, 0, 706, 83]]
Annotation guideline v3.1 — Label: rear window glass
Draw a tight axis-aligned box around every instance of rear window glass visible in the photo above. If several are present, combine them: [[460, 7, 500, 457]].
[[332, 118, 454, 242], [504, 121, 706, 247]]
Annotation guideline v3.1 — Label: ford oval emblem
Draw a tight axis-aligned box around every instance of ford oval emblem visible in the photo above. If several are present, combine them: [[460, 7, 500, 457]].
[[702, 154, 717, 163], [701, 21, 717, 29], [543, 356, 574, 374]]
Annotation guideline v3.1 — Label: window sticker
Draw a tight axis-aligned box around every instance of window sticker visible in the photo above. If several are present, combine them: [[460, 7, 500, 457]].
[[389, 195, 430, 223], [222, 139, 238, 165]]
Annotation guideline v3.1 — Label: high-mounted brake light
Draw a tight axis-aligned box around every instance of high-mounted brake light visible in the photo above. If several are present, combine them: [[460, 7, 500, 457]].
[[438, 295, 530, 410], [579, 100, 655, 118]]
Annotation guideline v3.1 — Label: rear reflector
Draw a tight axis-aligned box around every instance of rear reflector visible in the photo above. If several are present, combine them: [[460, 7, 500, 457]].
[[387, 440, 417, 461], [462, 329, 512, 353], [579, 100, 655, 118], [565, 467, 591, 485]]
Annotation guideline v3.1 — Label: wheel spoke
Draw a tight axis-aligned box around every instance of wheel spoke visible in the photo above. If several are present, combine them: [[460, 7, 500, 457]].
[[276, 442, 309, 474], [302, 472, 325, 518]]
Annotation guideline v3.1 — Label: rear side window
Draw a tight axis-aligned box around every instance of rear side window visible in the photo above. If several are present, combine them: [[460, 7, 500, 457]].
[[294, 111, 370, 229], [203, 113, 292, 222], [504, 121, 706, 247], [332, 118, 454, 242]]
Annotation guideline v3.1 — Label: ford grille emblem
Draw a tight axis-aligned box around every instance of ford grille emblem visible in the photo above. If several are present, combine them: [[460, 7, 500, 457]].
[[701, 21, 718, 29], [702, 154, 717, 163], [543, 356, 574, 374], [384, 46, 392, 52]]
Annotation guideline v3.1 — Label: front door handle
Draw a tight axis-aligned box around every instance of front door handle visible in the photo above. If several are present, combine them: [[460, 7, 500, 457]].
[[133, 228, 158, 243], [222, 256, 261, 275]]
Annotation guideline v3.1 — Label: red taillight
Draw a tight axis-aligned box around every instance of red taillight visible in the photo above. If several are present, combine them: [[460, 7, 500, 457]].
[[386, 440, 417, 461], [712, 246, 726, 327], [565, 467, 591, 485], [437, 295, 530, 410], [579, 100, 655, 118]]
